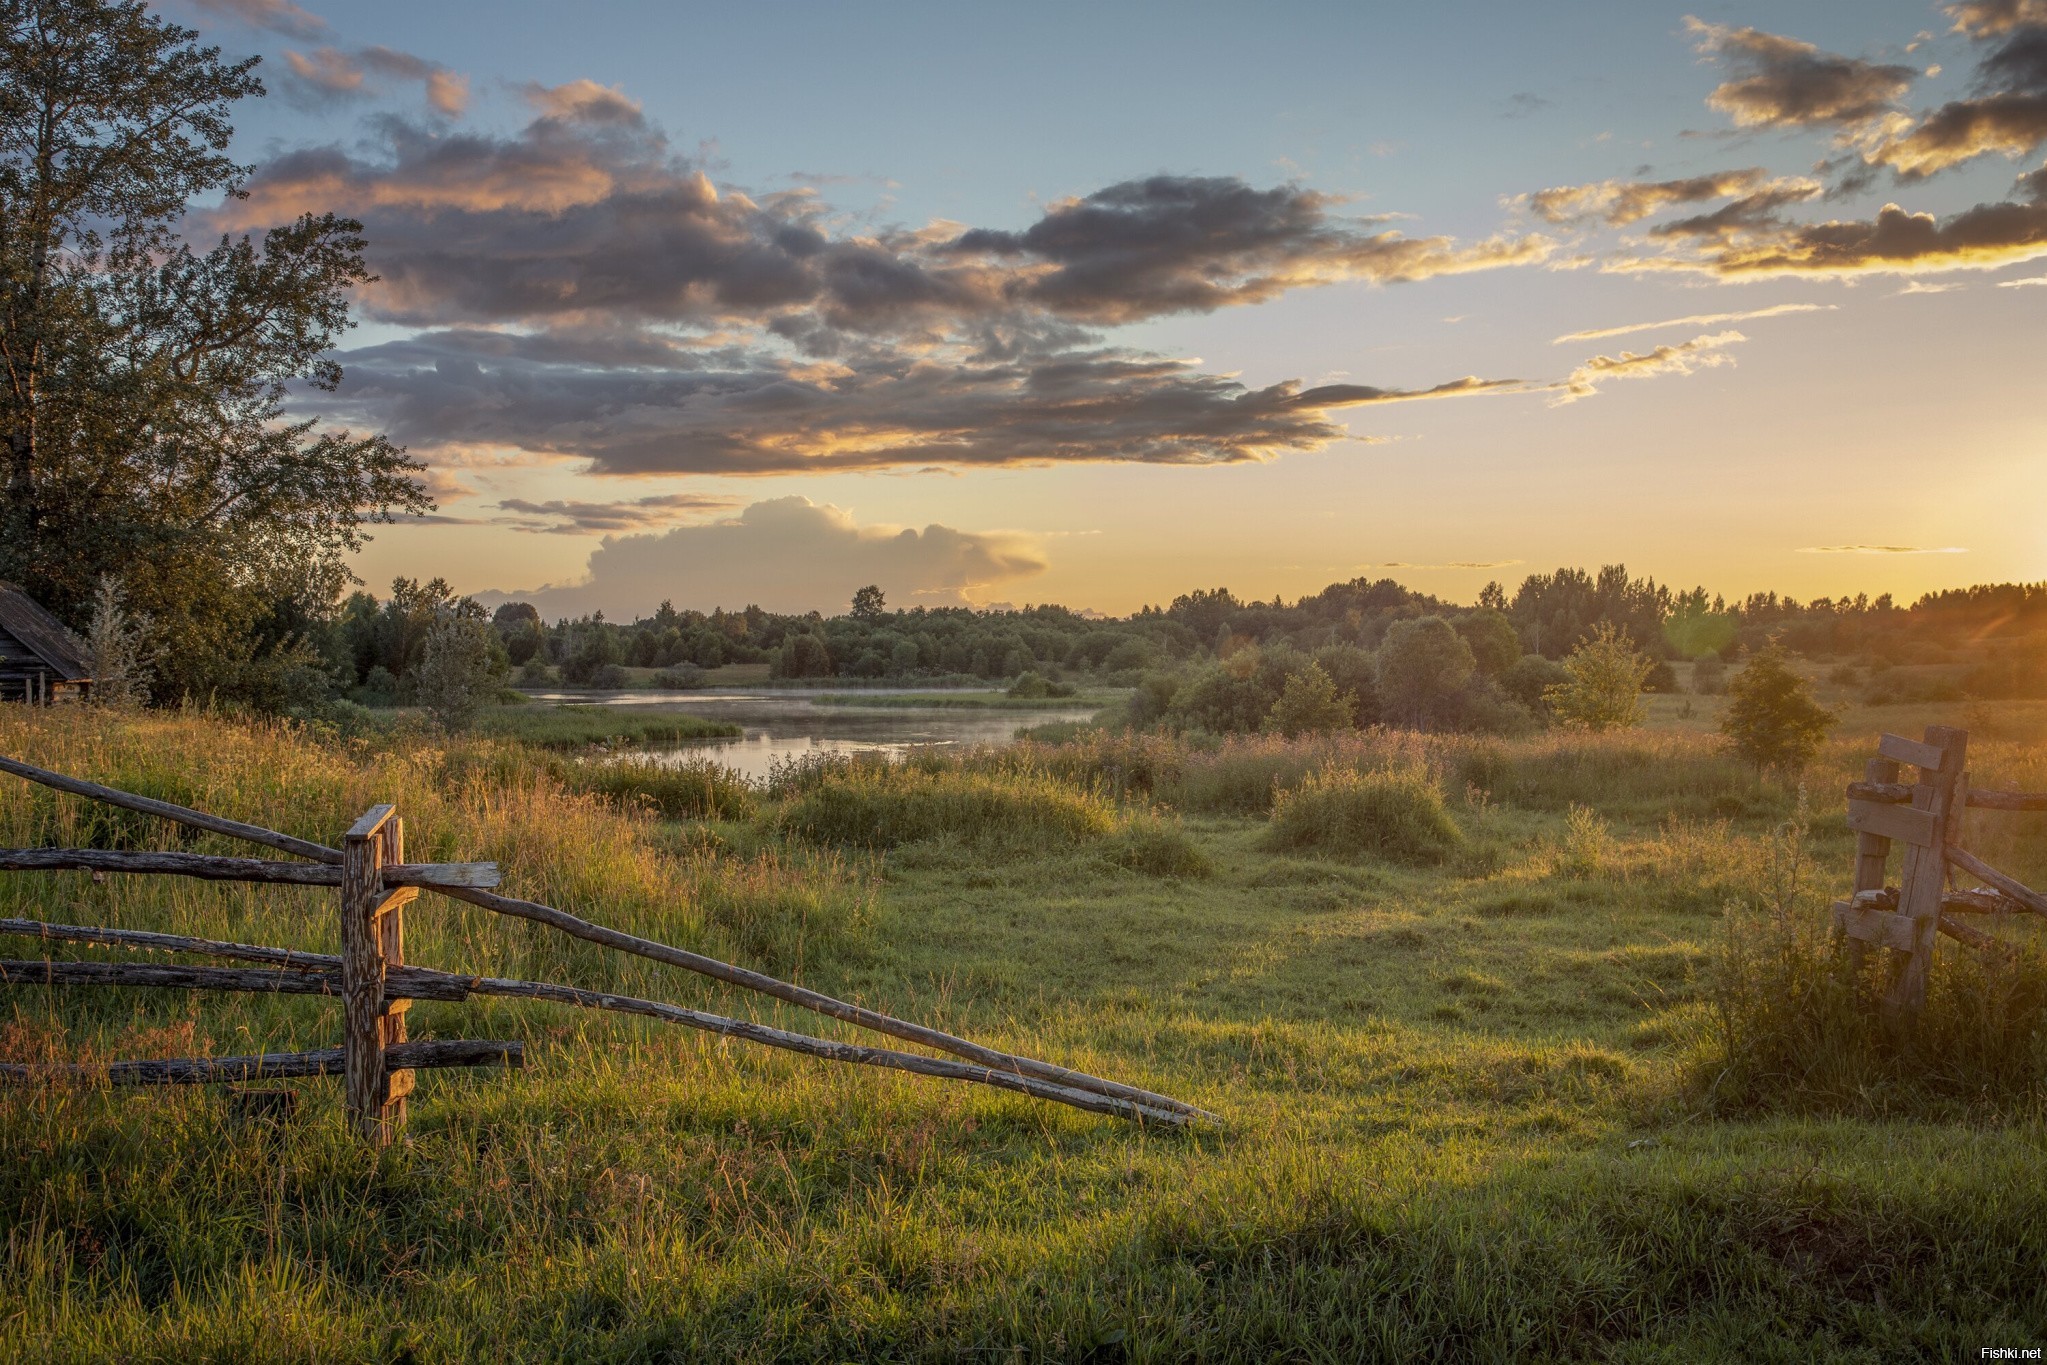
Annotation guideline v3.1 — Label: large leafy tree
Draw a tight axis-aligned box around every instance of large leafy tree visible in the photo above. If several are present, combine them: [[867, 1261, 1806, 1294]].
[[0, 0, 427, 704]]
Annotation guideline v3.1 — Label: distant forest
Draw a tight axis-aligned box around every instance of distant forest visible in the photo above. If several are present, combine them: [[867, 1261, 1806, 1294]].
[[331, 568, 2047, 733]]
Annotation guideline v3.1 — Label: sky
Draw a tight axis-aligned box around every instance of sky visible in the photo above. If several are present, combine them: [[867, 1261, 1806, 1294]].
[[170, 0, 2047, 617]]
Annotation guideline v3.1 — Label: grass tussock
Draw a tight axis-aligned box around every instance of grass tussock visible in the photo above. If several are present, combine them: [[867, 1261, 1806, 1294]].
[[776, 765, 1119, 852], [1107, 812, 1213, 878], [558, 755, 758, 821], [1262, 767, 1465, 864]]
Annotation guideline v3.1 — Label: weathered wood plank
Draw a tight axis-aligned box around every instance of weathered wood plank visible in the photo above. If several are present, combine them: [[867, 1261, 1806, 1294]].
[[0, 957, 472, 1001], [1947, 845, 2047, 917], [1847, 799, 1938, 848], [0, 755, 342, 864], [377, 817, 411, 1131], [0, 1039, 523, 1087], [0, 849, 496, 889], [1890, 726, 1966, 1016], [1878, 732, 1950, 771], [1834, 901, 1919, 953], [346, 804, 396, 842]]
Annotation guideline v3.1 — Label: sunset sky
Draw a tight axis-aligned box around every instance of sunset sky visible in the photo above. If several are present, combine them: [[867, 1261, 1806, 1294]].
[[177, 0, 2047, 617]]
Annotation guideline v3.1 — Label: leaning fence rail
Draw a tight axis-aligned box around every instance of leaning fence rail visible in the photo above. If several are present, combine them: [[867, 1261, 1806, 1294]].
[[0, 754, 1211, 1142], [1834, 725, 2045, 1015]]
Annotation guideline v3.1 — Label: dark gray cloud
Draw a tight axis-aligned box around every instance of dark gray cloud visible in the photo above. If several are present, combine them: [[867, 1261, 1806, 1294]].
[[1686, 18, 1916, 129], [1648, 181, 1825, 238], [221, 93, 1544, 335], [480, 497, 1051, 617], [309, 327, 1527, 477], [1948, 1, 2047, 38]]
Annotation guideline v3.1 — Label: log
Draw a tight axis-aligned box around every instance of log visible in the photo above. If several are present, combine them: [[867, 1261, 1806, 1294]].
[[431, 883, 1217, 1123], [1945, 846, 2047, 917], [1849, 888, 2030, 916], [0, 847, 496, 889], [1847, 781, 2047, 811], [1878, 732, 1950, 771], [0, 755, 341, 864], [1938, 913, 2019, 961], [0, 917, 336, 968], [0, 957, 472, 1001], [0, 1038, 522, 1087]]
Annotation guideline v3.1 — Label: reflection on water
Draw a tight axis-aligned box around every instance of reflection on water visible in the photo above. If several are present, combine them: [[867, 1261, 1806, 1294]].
[[528, 689, 1100, 781]]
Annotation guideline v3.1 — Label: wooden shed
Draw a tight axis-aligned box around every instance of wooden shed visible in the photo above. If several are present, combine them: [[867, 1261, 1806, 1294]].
[[0, 582, 92, 703]]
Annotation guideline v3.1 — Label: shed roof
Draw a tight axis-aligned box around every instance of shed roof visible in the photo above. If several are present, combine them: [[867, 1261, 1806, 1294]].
[[0, 582, 93, 680]]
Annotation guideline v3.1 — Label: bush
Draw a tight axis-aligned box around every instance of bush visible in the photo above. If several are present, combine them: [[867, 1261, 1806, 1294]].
[[1264, 662, 1354, 738], [651, 664, 706, 689], [1008, 670, 1075, 699], [590, 663, 631, 690], [1262, 766, 1465, 864], [1720, 641, 1834, 775], [778, 767, 1119, 851], [1543, 623, 1653, 732], [1690, 656, 1727, 694]]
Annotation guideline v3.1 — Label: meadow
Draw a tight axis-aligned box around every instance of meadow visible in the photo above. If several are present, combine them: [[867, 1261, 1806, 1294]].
[[1, 699, 2044, 1361]]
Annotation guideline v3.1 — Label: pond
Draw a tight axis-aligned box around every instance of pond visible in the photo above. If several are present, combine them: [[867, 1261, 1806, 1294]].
[[524, 688, 1105, 780]]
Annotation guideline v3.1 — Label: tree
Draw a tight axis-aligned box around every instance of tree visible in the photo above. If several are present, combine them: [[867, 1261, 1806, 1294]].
[[84, 572, 152, 706], [1455, 608, 1522, 677], [1543, 622, 1654, 731], [850, 584, 886, 622], [1720, 640, 1835, 775], [0, 0, 427, 704], [1377, 616, 1475, 728], [415, 609, 502, 731], [1265, 663, 1354, 738]]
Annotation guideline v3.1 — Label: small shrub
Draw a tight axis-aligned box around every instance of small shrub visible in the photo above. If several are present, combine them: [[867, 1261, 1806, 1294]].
[[1264, 663, 1355, 738], [590, 663, 631, 689], [1109, 813, 1213, 878], [1543, 623, 1653, 732], [1720, 640, 1835, 775], [650, 665, 705, 689], [1262, 766, 1465, 864], [1547, 803, 1620, 879], [778, 767, 1118, 851]]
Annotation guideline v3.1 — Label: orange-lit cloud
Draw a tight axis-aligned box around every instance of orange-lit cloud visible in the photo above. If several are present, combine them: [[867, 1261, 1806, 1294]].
[[492, 493, 739, 535], [283, 45, 468, 115], [1618, 186, 2047, 276], [1525, 169, 1768, 226], [1864, 7, 2047, 179], [1686, 18, 1917, 129], [191, 0, 326, 39], [1552, 331, 1745, 403], [1798, 544, 1969, 553]]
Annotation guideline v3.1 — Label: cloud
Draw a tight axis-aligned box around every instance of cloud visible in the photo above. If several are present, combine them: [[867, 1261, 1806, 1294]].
[[1552, 330, 1745, 403], [944, 176, 1551, 323], [1615, 185, 2047, 276], [492, 493, 739, 534], [220, 106, 1544, 334], [308, 327, 1528, 477], [1866, 10, 2047, 178], [1525, 168, 1769, 226], [1797, 544, 1969, 553], [1686, 18, 1916, 129], [1998, 270, 2047, 282], [189, 0, 326, 39], [1378, 560, 1524, 570], [1949, 1, 2047, 39], [1552, 302, 1832, 343], [283, 46, 469, 115], [480, 497, 1050, 617], [1894, 279, 1964, 292]]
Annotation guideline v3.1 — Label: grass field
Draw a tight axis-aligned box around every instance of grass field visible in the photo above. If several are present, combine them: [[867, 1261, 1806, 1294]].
[[1, 703, 2044, 1360], [469, 704, 741, 748], [810, 691, 1123, 711]]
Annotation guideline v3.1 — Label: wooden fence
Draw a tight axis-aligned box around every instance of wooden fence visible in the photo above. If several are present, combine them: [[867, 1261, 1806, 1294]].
[[0, 755, 1211, 1142], [1835, 725, 2047, 1014]]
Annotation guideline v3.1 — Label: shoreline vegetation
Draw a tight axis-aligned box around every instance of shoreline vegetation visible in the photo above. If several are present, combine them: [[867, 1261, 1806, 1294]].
[[3, 701, 2044, 1357]]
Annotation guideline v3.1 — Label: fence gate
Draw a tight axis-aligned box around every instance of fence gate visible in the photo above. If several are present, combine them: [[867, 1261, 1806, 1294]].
[[1835, 725, 2047, 1015]]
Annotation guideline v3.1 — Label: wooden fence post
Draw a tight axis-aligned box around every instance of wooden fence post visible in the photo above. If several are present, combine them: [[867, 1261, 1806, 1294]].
[[1888, 726, 1966, 1017], [378, 814, 414, 1126], [341, 804, 400, 1145], [1847, 756, 1901, 975]]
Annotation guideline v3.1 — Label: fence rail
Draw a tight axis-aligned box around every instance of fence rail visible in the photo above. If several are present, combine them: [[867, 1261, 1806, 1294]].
[[0, 754, 1212, 1142], [1834, 725, 2044, 1015]]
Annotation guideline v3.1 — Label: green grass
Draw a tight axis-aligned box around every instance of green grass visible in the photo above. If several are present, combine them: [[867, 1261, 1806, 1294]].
[[1, 706, 2044, 1359], [470, 704, 740, 748]]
